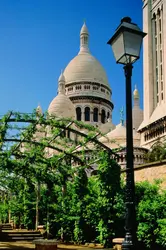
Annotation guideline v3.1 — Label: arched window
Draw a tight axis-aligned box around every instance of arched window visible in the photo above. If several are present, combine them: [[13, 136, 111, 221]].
[[93, 108, 98, 122], [76, 107, 81, 121], [85, 107, 90, 121], [101, 109, 106, 124]]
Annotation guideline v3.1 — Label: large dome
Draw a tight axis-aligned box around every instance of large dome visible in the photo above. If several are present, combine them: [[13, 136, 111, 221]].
[[63, 22, 110, 88], [64, 53, 110, 87]]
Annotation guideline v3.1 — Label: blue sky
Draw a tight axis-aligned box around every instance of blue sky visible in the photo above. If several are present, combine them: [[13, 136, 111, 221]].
[[0, 0, 143, 125]]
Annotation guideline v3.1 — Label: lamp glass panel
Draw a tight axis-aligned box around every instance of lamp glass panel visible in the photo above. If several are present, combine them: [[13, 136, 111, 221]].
[[123, 31, 143, 59], [111, 32, 125, 62], [118, 54, 138, 64]]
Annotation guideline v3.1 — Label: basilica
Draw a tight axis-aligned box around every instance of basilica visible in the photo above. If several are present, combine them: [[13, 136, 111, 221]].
[[38, 0, 166, 169]]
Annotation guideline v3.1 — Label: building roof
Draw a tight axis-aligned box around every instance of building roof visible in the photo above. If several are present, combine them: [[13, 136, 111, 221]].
[[48, 72, 75, 119], [63, 23, 111, 89], [99, 122, 141, 149], [80, 22, 89, 35], [138, 103, 166, 131]]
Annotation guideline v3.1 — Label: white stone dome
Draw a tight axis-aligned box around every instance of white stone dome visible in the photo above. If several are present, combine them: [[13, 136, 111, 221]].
[[99, 123, 140, 149], [64, 53, 110, 87], [48, 72, 75, 119], [48, 95, 75, 119], [63, 23, 110, 88]]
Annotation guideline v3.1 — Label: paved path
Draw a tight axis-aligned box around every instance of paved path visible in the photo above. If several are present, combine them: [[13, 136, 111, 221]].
[[0, 242, 106, 250], [0, 241, 34, 250]]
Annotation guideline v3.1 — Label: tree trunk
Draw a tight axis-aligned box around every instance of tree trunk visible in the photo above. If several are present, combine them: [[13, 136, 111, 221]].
[[36, 182, 41, 230], [60, 184, 66, 241]]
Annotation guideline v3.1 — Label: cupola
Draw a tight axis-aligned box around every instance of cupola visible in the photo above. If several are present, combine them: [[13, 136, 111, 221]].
[[48, 72, 75, 119]]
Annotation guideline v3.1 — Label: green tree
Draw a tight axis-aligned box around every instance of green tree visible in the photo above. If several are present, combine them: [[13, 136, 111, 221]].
[[0, 111, 121, 244], [136, 181, 166, 249], [96, 151, 121, 247], [145, 140, 166, 162]]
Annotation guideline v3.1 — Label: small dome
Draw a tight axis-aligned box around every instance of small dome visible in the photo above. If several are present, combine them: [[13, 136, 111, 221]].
[[48, 72, 75, 119], [99, 123, 140, 149], [48, 95, 75, 119], [99, 121, 115, 134], [133, 85, 139, 99]]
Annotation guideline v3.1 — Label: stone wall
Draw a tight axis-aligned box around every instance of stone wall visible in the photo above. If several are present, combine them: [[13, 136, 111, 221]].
[[122, 160, 166, 189]]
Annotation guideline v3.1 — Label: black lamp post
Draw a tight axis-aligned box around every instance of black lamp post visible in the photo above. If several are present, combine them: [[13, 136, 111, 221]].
[[107, 17, 146, 250]]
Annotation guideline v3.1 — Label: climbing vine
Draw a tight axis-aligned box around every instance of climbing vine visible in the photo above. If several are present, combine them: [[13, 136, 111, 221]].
[[0, 110, 120, 245], [1, 110, 165, 249]]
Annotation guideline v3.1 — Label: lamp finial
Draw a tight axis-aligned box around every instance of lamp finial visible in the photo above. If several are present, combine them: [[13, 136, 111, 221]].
[[121, 17, 131, 23]]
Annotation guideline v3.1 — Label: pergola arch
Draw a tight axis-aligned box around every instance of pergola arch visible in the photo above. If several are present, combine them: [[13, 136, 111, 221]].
[[0, 111, 117, 176]]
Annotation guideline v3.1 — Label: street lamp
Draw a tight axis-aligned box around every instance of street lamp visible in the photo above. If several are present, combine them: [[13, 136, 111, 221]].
[[107, 17, 146, 250]]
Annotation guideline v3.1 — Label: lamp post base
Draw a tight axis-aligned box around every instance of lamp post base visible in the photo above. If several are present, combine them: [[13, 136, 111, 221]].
[[122, 232, 134, 250]]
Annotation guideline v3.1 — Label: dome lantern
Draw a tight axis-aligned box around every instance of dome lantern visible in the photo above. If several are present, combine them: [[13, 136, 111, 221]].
[[79, 22, 89, 54], [133, 85, 139, 100], [58, 70, 65, 94], [36, 104, 42, 116], [133, 85, 140, 107], [48, 72, 75, 119]]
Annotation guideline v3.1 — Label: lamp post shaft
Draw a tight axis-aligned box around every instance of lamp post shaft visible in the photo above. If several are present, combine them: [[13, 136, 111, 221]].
[[122, 64, 136, 250]]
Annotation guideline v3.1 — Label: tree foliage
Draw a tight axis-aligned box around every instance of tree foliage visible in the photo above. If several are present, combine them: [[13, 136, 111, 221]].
[[145, 140, 166, 162], [0, 111, 166, 249], [136, 181, 166, 249], [0, 111, 120, 246]]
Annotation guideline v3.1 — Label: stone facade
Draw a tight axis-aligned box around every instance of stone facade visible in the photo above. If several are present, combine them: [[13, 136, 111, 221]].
[[117, 147, 148, 169], [139, 0, 166, 148], [132, 160, 166, 188], [46, 9, 166, 175], [63, 23, 114, 132], [47, 23, 146, 170]]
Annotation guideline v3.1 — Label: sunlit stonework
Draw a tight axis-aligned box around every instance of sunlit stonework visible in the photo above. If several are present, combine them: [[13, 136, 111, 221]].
[[46, 22, 149, 168], [35, 0, 166, 181], [138, 0, 166, 148]]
